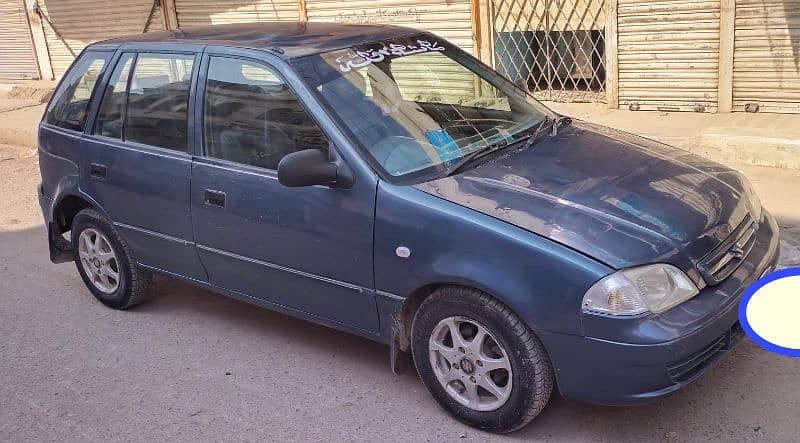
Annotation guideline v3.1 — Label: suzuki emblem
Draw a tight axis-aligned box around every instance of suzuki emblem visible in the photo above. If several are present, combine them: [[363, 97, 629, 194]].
[[729, 243, 744, 259]]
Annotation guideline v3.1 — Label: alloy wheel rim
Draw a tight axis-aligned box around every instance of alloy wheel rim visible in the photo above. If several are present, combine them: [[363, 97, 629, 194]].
[[429, 316, 513, 411], [77, 228, 120, 294]]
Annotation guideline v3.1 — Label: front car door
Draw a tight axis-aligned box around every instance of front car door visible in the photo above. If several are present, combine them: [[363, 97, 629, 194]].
[[82, 48, 206, 280], [190, 50, 379, 332]]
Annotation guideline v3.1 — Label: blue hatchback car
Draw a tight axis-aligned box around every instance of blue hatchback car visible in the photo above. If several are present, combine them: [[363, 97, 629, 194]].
[[38, 22, 780, 432]]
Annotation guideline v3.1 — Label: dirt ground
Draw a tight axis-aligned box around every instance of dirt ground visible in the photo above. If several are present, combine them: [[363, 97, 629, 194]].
[[1, 142, 799, 442]]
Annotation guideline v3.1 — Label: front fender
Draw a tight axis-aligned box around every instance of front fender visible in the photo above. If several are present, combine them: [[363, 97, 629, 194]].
[[374, 183, 612, 336]]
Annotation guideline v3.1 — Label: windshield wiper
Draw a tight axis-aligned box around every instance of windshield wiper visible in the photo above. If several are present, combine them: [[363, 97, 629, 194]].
[[521, 115, 555, 151], [550, 115, 572, 137], [441, 116, 553, 177], [442, 140, 512, 177]]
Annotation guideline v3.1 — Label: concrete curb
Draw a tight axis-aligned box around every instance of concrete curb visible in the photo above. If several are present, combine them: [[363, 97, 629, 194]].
[[696, 133, 800, 170], [0, 104, 44, 148], [4, 81, 57, 104], [0, 83, 53, 148]]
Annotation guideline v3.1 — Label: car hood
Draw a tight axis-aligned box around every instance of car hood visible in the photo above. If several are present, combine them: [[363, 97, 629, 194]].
[[415, 121, 755, 271]]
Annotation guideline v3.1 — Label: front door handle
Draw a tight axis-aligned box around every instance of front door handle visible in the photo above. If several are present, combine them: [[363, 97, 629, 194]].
[[204, 189, 226, 208], [89, 163, 107, 179]]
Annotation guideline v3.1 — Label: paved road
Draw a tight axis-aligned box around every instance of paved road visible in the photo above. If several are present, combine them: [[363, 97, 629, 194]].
[[1, 144, 799, 441]]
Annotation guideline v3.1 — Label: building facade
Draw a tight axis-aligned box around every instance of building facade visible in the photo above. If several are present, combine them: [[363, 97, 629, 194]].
[[0, 0, 798, 113]]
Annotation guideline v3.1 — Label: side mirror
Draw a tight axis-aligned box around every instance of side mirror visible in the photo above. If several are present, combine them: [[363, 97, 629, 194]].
[[277, 148, 353, 189]]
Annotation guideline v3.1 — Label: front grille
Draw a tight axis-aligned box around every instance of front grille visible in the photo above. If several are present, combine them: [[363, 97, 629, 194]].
[[667, 322, 743, 382], [697, 215, 758, 286]]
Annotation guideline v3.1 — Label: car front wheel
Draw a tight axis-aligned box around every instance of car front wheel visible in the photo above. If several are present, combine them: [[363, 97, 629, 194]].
[[411, 286, 554, 433]]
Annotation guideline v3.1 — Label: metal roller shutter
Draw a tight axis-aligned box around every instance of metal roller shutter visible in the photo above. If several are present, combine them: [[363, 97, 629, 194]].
[[38, 0, 163, 77], [306, 0, 474, 52], [306, 0, 476, 101], [174, 0, 299, 27], [0, 0, 40, 79], [733, 0, 800, 113], [618, 0, 721, 112]]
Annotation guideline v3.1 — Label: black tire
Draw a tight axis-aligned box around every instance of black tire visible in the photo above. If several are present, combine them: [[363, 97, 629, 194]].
[[71, 208, 151, 309], [411, 286, 554, 433]]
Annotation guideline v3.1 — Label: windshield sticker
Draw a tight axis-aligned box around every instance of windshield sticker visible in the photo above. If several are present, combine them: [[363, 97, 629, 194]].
[[336, 40, 445, 72], [425, 129, 460, 162]]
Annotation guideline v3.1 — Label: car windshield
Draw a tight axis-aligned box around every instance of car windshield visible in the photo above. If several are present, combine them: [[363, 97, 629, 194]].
[[292, 34, 552, 181]]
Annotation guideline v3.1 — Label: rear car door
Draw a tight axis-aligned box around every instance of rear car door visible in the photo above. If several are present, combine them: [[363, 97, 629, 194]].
[[82, 49, 206, 280], [190, 52, 379, 332]]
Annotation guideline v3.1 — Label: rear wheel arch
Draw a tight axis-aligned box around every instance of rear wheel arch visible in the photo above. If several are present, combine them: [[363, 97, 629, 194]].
[[52, 194, 95, 233]]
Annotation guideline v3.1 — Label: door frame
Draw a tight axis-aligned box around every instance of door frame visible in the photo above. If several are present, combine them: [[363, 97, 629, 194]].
[[188, 46, 382, 332], [193, 45, 379, 179]]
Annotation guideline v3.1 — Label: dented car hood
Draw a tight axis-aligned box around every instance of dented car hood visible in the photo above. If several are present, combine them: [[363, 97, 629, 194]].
[[415, 121, 755, 271]]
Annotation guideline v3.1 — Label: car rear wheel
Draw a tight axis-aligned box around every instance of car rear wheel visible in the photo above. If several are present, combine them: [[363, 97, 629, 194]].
[[71, 208, 151, 309], [411, 286, 554, 433]]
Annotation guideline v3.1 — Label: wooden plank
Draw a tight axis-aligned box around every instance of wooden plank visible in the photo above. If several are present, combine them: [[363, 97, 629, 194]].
[[605, 0, 619, 109], [161, 0, 178, 30], [470, 0, 493, 65], [298, 0, 308, 22], [718, 0, 734, 112], [28, 5, 52, 80]]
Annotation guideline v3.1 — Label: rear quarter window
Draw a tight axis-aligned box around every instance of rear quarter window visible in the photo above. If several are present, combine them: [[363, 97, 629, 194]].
[[45, 51, 110, 132]]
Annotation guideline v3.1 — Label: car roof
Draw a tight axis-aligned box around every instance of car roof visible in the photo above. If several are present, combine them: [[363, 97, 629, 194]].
[[96, 22, 425, 59]]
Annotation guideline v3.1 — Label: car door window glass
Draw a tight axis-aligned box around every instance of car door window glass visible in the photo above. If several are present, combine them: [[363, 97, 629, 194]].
[[126, 53, 194, 151], [204, 57, 328, 170], [45, 52, 109, 132], [94, 53, 134, 139]]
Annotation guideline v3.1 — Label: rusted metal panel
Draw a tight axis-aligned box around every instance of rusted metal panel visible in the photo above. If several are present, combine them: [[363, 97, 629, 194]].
[[174, 0, 300, 27], [39, 0, 163, 77], [0, 0, 40, 79], [618, 0, 720, 112], [733, 0, 800, 113]]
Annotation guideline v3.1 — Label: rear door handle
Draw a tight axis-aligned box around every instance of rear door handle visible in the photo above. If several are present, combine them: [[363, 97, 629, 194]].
[[204, 189, 226, 208], [89, 163, 107, 179]]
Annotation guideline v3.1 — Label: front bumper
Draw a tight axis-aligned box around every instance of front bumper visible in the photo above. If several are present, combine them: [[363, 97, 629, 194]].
[[539, 210, 780, 406]]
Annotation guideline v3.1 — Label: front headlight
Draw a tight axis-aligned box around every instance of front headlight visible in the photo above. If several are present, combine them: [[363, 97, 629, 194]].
[[739, 174, 762, 218], [582, 264, 699, 316]]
